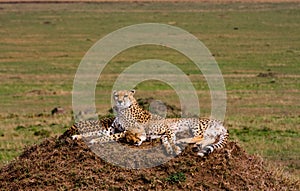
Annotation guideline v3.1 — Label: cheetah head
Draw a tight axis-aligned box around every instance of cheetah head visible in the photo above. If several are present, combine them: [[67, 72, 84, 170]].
[[113, 90, 136, 109], [124, 130, 142, 145], [124, 126, 146, 146]]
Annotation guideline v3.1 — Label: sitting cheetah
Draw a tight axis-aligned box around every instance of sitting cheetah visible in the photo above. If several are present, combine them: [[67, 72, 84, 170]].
[[90, 90, 229, 157], [89, 90, 180, 155]]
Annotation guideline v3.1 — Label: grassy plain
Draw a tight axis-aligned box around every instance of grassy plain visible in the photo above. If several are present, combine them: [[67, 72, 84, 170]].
[[0, 1, 299, 177]]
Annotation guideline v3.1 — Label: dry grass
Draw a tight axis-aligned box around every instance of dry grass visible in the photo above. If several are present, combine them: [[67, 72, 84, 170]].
[[0, 130, 299, 190], [0, 0, 299, 180]]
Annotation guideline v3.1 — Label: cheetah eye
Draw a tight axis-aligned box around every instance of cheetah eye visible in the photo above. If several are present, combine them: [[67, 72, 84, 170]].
[[124, 94, 128, 98]]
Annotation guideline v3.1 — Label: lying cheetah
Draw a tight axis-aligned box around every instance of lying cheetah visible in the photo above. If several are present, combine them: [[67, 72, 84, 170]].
[[124, 117, 229, 157], [71, 117, 126, 143], [90, 90, 229, 157]]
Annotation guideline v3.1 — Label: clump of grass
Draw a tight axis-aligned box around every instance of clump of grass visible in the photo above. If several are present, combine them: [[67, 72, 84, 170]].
[[15, 125, 26, 131], [166, 172, 186, 184], [0, 130, 4, 137], [15, 125, 50, 138], [33, 129, 50, 138]]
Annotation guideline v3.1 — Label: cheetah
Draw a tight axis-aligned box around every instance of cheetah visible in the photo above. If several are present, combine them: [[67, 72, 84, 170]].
[[89, 90, 180, 155], [90, 90, 229, 157], [71, 117, 126, 143], [124, 117, 229, 157]]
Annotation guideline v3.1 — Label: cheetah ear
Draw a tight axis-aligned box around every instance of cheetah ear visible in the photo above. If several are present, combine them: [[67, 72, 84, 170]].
[[130, 89, 136, 95], [113, 90, 117, 95]]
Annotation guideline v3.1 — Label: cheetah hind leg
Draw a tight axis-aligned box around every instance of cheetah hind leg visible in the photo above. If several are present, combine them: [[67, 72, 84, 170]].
[[176, 135, 215, 156], [176, 135, 204, 144], [192, 137, 216, 157]]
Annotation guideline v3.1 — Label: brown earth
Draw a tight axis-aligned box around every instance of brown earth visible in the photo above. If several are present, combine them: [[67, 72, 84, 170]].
[[0, 0, 300, 3], [0, 123, 299, 190]]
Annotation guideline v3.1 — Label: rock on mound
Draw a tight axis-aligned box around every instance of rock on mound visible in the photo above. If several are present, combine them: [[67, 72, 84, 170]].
[[0, 130, 299, 190]]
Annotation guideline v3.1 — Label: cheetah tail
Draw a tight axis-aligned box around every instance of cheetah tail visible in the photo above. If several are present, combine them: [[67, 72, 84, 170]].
[[198, 130, 229, 157]]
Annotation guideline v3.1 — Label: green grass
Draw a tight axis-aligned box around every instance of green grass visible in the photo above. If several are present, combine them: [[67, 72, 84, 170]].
[[0, 1, 299, 177], [166, 172, 186, 184]]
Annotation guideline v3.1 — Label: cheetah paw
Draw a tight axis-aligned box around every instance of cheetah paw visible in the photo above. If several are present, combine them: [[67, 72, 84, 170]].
[[174, 146, 182, 155], [134, 141, 143, 146], [72, 135, 82, 140]]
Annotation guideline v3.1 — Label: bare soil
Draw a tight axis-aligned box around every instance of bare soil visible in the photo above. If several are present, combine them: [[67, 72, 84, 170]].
[[0, 124, 299, 190], [0, 0, 300, 3]]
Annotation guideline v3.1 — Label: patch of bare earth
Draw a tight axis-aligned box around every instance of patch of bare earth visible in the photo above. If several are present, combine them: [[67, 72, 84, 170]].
[[0, 124, 299, 190], [0, 0, 300, 3]]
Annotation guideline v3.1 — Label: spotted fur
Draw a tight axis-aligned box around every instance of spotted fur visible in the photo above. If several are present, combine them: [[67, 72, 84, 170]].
[[126, 117, 229, 157], [90, 90, 229, 156], [71, 117, 126, 143], [72, 89, 229, 157]]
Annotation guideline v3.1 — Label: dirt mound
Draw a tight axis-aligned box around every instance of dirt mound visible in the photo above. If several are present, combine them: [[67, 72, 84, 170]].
[[1, 0, 299, 3], [1, 127, 299, 191]]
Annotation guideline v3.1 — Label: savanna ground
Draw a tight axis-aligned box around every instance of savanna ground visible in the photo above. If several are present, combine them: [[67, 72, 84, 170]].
[[0, 0, 299, 186]]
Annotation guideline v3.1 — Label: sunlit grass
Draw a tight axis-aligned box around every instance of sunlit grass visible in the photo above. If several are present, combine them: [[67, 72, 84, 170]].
[[0, 1, 299, 177]]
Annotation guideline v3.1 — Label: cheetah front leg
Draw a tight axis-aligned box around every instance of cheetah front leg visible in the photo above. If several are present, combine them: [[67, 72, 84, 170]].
[[161, 135, 173, 154], [89, 132, 126, 144], [72, 134, 83, 140], [72, 124, 116, 141], [161, 130, 181, 156]]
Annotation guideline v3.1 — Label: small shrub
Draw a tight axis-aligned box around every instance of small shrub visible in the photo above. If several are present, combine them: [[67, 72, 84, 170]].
[[34, 129, 50, 138], [166, 172, 186, 184], [15, 125, 26, 131]]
